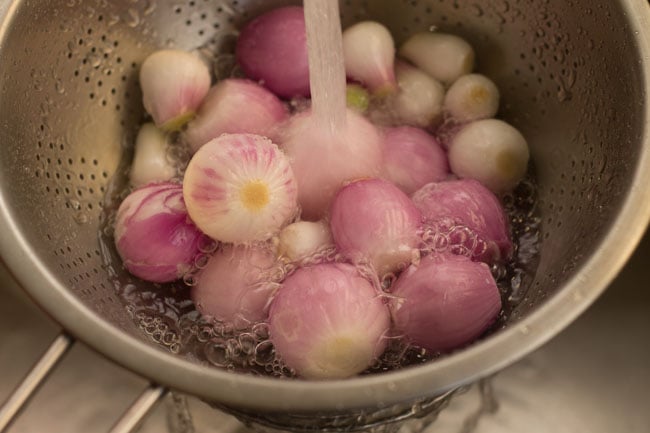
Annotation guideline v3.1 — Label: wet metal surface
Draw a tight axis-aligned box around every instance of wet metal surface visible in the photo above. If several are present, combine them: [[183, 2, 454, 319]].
[[0, 233, 649, 432]]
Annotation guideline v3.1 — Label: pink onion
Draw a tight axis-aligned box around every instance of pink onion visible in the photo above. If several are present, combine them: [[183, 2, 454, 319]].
[[381, 126, 449, 195], [114, 183, 204, 283], [330, 178, 422, 275], [236, 6, 310, 99], [192, 244, 280, 328], [412, 179, 512, 263], [139, 50, 211, 131], [389, 253, 502, 353], [184, 79, 289, 153], [278, 108, 383, 221], [269, 263, 391, 379], [183, 133, 298, 244]]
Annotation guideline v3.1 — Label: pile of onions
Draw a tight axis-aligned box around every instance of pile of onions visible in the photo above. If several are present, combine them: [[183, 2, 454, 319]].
[[111, 5, 534, 380]]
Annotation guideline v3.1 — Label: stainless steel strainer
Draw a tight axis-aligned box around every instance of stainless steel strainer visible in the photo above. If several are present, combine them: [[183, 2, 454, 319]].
[[1, 0, 650, 431]]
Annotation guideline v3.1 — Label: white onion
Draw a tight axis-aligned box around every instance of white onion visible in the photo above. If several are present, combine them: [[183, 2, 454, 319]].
[[278, 108, 382, 221], [389, 253, 502, 352], [391, 61, 445, 127], [114, 183, 204, 283], [444, 74, 500, 122], [399, 32, 475, 85], [342, 21, 397, 95], [183, 133, 298, 243], [192, 244, 280, 328], [381, 126, 449, 195], [277, 220, 333, 262], [139, 49, 211, 131], [448, 119, 529, 193], [269, 263, 391, 379], [330, 178, 422, 275], [184, 79, 289, 153], [236, 6, 310, 99], [412, 179, 512, 263], [129, 123, 177, 188]]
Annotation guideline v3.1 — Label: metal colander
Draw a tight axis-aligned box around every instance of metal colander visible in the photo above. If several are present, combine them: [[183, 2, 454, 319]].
[[1, 0, 649, 431]]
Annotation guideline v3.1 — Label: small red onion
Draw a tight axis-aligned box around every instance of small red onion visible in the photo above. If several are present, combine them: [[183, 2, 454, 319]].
[[412, 179, 512, 263], [389, 253, 502, 353], [114, 183, 204, 283], [269, 263, 391, 379], [382, 126, 449, 195], [236, 6, 310, 99], [279, 108, 382, 221], [191, 244, 279, 328], [330, 178, 422, 275], [184, 79, 289, 153]]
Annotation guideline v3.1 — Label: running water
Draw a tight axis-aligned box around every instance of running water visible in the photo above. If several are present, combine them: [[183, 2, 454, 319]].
[[303, 0, 347, 133]]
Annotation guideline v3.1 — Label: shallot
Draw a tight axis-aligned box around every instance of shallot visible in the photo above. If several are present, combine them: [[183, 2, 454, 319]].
[[444, 74, 500, 123], [330, 178, 422, 275], [382, 126, 449, 195], [277, 221, 333, 262], [399, 32, 475, 85], [139, 50, 211, 131], [269, 263, 391, 379], [192, 244, 280, 328], [342, 21, 397, 95], [114, 183, 204, 283], [390, 253, 502, 352], [412, 179, 512, 263], [391, 61, 445, 127], [129, 123, 176, 188], [236, 6, 310, 99], [448, 119, 529, 193], [183, 133, 298, 243], [184, 79, 289, 153]]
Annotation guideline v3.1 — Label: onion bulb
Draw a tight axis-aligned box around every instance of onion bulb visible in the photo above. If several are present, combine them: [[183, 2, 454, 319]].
[[330, 178, 422, 275], [444, 74, 500, 123], [269, 263, 390, 379], [278, 108, 382, 221], [184, 79, 289, 153], [399, 32, 475, 85], [277, 220, 333, 262], [139, 49, 211, 131], [448, 119, 529, 193], [412, 179, 512, 263], [192, 244, 280, 328], [382, 126, 449, 195], [236, 6, 310, 99], [342, 21, 397, 95], [389, 253, 502, 352], [391, 61, 445, 127], [129, 123, 177, 188], [346, 83, 370, 113], [114, 183, 204, 283], [183, 133, 298, 243]]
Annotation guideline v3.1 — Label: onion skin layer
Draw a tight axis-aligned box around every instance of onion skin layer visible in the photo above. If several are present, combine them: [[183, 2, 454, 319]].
[[269, 262, 391, 380], [390, 253, 502, 353]]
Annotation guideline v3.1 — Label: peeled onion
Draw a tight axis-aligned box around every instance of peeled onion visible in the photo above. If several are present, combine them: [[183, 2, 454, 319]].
[[129, 123, 177, 188], [444, 74, 500, 122], [114, 183, 204, 283], [382, 126, 449, 195], [192, 244, 280, 328], [391, 61, 445, 127], [330, 178, 422, 275], [236, 6, 310, 99], [277, 220, 333, 262], [278, 108, 382, 221], [269, 263, 391, 379], [184, 79, 289, 153], [448, 119, 529, 193], [139, 49, 211, 131], [390, 253, 502, 352], [399, 32, 475, 85], [412, 179, 512, 263], [183, 133, 298, 243], [342, 21, 397, 95]]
